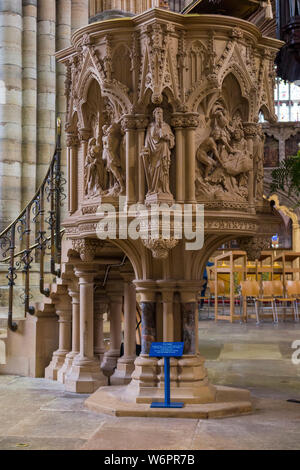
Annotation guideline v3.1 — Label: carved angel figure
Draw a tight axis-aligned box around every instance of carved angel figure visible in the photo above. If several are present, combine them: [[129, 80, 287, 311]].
[[84, 138, 105, 198], [102, 123, 125, 196], [141, 108, 175, 197]]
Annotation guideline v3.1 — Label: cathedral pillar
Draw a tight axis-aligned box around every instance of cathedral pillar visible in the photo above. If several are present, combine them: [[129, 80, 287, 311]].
[[56, 0, 71, 171], [101, 282, 123, 377], [37, 0, 56, 185], [45, 293, 72, 381], [184, 114, 199, 204], [0, 0, 23, 229], [66, 134, 79, 214], [112, 272, 137, 384], [22, 0, 37, 206], [71, 0, 89, 34], [65, 264, 106, 393]]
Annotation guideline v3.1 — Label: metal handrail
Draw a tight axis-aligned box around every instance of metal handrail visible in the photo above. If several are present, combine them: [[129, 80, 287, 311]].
[[0, 118, 65, 332]]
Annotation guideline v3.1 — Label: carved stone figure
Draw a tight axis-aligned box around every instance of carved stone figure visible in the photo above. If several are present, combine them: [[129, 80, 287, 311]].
[[102, 123, 125, 196], [84, 137, 105, 198], [195, 102, 253, 203], [141, 107, 175, 202]]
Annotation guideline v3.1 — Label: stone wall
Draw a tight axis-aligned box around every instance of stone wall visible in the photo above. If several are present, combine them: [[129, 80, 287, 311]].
[[0, 0, 90, 230]]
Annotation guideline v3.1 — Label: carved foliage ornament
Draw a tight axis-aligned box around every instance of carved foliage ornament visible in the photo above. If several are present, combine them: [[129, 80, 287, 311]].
[[142, 237, 179, 260], [72, 238, 103, 262], [237, 236, 271, 261]]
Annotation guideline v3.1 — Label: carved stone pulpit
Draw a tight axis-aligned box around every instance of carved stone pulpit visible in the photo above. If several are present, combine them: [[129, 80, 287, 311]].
[[57, 9, 282, 405]]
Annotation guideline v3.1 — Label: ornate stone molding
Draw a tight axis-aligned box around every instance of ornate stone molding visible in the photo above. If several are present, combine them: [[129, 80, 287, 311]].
[[237, 236, 271, 261], [142, 238, 179, 259], [66, 134, 80, 148], [72, 238, 102, 262]]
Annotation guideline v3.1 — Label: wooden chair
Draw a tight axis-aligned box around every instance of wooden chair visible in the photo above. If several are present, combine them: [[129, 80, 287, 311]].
[[259, 281, 278, 324], [240, 280, 277, 324], [284, 280, 300, 321]]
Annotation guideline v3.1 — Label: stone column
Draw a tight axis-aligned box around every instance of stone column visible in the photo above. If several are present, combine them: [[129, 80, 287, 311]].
[[127, 282, 158, 399], [101, 282, 123, 377], [65, 254, 106, 393], [243, 122, 257, 214], [45, 293, 72, 381], [184, 114, 199, 204], [0, 1, 23, 230], [71, 0, 89, 35], [178, 282, 216, 403], [66, 134, 79, 214], [94, 288, 108, 363], [171, 114, 185, 204], [22, 0, 37, 206], [57, 286, 80, 383], [37, 0, 56, 185], [136, 116, 148, 204], [123, 115, 136, 205], [112, 273, 137, 384], [157, 282, 178, 391], [56, 0, 71, 174]]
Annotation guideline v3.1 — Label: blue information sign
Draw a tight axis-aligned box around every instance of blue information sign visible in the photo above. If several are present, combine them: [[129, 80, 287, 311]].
[[149, 342, 185, 409]]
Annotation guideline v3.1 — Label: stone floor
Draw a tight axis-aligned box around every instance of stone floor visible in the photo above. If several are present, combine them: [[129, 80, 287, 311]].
[[0, 319, 300, 450]]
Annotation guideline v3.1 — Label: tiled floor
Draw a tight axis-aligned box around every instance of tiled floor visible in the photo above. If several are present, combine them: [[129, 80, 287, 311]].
[[0, 320, 299, 450]]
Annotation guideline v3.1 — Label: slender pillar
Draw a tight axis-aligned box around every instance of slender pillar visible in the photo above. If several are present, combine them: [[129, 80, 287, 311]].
[[123, 116, 136, 205], [71, 0, 89, 35], [66, 134, 79, 214], [37, 0, 56, 185], [45, 294, 72, 380], [57, 286, 80, 383], [184, 114, 199, 204], [101, 284, 123, 377], [22, 0, 37, 206], [94, 288, 108, 363], [112, 274, 137, 384], [0, 1, 23, 230], [243, 122, 257, 214], [136, 116, 148, 204], [65, 265, 106, 393], [171, 115, 185, 204]]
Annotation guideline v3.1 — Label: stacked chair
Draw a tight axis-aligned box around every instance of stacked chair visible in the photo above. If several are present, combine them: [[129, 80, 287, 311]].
[[240, 280, 299, 324]]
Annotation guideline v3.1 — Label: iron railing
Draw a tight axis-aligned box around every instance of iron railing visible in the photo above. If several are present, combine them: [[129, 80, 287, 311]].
[[0, 118, 66, 332]]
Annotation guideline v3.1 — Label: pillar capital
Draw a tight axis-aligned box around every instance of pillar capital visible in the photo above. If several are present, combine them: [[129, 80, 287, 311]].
[[157, 280, 177, 303], [178, 281, 200, 303], [74, 264, 98, 283], [66, 133, 79, 148], [72, 238, 103, 263], [134, 280, 157, 302]]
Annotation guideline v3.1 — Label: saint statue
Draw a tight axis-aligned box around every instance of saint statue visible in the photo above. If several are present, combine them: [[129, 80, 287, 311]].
[[102, 123, 125, 196], [141, 107, 175, 200], [84, 137, 104, 198]]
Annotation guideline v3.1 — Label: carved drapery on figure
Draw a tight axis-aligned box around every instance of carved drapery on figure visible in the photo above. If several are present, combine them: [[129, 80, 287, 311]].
[[141, 107, 175, 204], [84, 138, 106, 198]]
